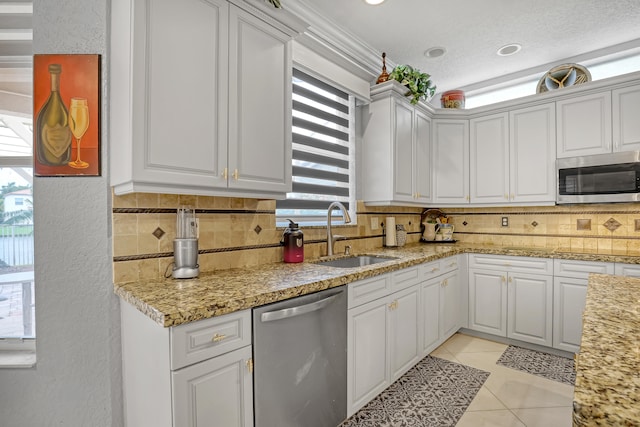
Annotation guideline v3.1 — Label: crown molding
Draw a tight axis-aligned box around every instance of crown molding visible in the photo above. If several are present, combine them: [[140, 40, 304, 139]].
[[284, 0, 390, 83]]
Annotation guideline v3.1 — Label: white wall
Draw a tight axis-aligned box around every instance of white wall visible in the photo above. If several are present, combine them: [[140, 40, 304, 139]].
[[0, 1, 123, 426]]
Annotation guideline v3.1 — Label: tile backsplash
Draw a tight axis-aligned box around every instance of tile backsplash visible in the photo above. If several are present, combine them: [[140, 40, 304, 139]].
[[112, 193, 640, 283]]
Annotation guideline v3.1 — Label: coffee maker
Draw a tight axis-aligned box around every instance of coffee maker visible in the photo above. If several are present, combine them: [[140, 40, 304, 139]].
[[172, 206, 200, 279]]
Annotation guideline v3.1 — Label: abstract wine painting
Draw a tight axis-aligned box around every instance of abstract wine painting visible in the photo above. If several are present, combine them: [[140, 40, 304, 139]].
[[33, 54, 100, 177]]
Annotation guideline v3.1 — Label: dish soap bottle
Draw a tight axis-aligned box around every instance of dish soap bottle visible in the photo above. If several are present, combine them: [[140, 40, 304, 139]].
[[281, 219, 304, 263]]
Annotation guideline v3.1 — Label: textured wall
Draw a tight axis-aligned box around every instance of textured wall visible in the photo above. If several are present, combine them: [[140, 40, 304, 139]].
[[0, 1, 123, 426]]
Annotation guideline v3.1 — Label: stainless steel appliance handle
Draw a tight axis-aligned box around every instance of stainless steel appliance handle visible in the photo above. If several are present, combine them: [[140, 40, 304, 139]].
[[260, 291, 342, 322]]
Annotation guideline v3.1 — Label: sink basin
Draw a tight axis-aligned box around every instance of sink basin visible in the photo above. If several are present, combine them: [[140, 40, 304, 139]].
[[314, 255, 398, 268]]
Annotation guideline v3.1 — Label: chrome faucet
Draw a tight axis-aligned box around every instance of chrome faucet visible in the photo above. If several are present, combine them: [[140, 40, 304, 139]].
[[326, 201, 352, 256]]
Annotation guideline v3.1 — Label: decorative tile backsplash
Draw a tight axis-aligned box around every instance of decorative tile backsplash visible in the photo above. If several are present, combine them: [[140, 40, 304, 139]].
[[112, 193, 640, 283]]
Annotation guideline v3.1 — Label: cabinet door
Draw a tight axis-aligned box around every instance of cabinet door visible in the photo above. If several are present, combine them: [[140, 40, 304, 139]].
[[556, 91, 612, 158], [129, 0, 229, 191], [468, 269, 507, 336], [347, 298, 390, 416], [507, 273, 552, 347], [510, 103, 556, 203], [612, 84, 640, 152], [553, 277, 587, 353], [440, 270, 460, 340], [393, 101, 415, 202], [172, 346, 253, 427], [228, 6, 292, 194], [414, 108, 432, 202], [389, 286, 421, 382], [420, 278, 440, 356], [433, 119, 470, 204], [470, 113, 509, 203]]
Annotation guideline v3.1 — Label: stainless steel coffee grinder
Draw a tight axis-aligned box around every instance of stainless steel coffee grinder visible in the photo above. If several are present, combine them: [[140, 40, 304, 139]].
[[172, 206, 200, 279]]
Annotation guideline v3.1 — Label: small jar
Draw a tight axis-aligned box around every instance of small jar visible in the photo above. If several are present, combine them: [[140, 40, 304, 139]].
[[441, 90, 465, 109]]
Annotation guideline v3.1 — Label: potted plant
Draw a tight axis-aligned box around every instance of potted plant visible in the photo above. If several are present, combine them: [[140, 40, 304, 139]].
[[388, 64, 436, 105]]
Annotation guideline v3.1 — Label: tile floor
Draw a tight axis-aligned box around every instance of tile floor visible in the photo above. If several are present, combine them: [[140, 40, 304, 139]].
[[431, 333, 574, 427]]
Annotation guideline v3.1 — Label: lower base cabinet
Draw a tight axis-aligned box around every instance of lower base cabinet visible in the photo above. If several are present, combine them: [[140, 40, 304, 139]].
[[421, 269, 460, 355], [347, 256, 461, 417], [347, 284, 420, 416], [120, 302, 253, 427], [468, 255, 554, 348], [552, 276, 588, 353]]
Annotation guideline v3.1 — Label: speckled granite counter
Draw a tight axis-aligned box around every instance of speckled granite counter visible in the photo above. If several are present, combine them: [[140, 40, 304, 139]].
[[114, 243, 640, 327], [572, 273, 640, 427]]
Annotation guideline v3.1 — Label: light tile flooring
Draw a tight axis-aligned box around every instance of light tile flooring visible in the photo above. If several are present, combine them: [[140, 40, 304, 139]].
[[431, 333, 574, 427]]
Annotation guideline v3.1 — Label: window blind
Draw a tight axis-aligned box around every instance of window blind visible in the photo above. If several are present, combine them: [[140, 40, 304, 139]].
[[276, 69, 353, 223]]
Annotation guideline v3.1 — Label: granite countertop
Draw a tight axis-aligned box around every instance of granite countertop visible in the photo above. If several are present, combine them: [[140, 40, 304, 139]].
[[572, 273, 640, 427], [114, 243, 640, 327]]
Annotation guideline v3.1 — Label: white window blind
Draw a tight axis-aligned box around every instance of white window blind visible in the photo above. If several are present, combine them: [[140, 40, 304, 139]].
[[276, 69, 354, 224]]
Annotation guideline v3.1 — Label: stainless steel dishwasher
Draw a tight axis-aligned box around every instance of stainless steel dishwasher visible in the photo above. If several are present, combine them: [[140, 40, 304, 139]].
[[253, 286, 347, 427]]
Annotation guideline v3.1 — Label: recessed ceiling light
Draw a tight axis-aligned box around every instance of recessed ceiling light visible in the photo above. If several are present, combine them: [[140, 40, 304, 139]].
[[424, 47, 446, 58], [497, 43, 522, 56], [364, 0, 385, 4]]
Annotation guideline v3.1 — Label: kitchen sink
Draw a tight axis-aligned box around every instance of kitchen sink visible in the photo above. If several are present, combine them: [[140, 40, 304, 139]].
[[314, 255, 399, 268]]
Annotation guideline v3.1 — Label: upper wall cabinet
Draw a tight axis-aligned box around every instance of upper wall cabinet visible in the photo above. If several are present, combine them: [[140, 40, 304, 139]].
[[470, 104, 556, 205], [361, 81, 432, 206], [556, 91, 612, 158], [612, 84, 640, 152], [110, 0, 306, 197], [556, 84, 640, 158], [432, 119, 469, 204]]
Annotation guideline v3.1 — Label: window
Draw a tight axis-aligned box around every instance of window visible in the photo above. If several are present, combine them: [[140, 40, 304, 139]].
[[0, 114, 35, 353], [465, 51, 640, 108], [276, 69, 355, 225]]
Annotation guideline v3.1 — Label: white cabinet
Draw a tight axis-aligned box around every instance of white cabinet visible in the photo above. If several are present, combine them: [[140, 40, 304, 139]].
[[552, 259, 614, 353], [433, 119, 470, 204], [556, 91, 612, 158], [110, 0, 304, 197], [614, 262, 640, 277], [347, 271, 420, 416], [362, 81, 432, 205], [470, 104, 556, 204], [612, 84, 640, 152], [419, 256, 461, 355], [509, 103, 556, 203], [468, 254, 553, 347], [120, 302, 253, 427], [173, 346, 253, 427], [470, 113, 509, 204]]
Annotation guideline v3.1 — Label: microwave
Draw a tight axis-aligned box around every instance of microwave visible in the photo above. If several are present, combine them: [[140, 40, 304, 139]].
[[557, 151, 640, 204]]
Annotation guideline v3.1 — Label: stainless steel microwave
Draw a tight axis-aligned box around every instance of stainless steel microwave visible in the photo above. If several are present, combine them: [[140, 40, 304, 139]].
[[557, 151, 640, 204]]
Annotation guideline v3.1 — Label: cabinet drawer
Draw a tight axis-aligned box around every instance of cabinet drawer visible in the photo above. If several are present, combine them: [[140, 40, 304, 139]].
[[441, 256, 459, 274], [392, 266, 421, 292], [553, 259, 614, 279], [170, 309, 251, 370], [469, 253, 553, 274], [614, 263, 640, 278], [420, 260, 443, 280], [348, 274, 391, 308]]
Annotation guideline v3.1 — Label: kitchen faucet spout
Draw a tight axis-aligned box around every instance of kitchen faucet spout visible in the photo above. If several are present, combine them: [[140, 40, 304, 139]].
[[326, 202, 352, 256]]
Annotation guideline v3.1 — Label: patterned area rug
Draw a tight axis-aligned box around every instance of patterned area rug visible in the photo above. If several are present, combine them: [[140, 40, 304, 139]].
[[496, 345, 575, 386], [340, 356, 490, 427]]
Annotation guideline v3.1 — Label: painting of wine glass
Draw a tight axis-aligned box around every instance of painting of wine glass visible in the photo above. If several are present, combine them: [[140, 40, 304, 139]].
[[33, 54, 100, 176]]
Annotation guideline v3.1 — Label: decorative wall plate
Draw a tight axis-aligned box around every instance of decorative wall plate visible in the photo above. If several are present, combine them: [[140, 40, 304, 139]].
[[537, 63, 591, 93]]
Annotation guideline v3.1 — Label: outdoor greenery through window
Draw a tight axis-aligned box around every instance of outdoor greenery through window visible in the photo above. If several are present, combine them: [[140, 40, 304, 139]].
[[276, 69, 355, 226], [0, 114, 35, 346]]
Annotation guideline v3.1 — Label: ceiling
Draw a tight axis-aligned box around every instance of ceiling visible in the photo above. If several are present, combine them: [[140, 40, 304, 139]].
[[297, 0, 640, 96]]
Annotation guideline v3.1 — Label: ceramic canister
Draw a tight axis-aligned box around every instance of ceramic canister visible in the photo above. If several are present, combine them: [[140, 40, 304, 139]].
[[441, 90, 465, 109]]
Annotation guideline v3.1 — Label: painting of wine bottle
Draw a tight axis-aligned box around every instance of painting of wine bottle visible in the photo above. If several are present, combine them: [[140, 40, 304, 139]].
[[33, 54, 100, 177]]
